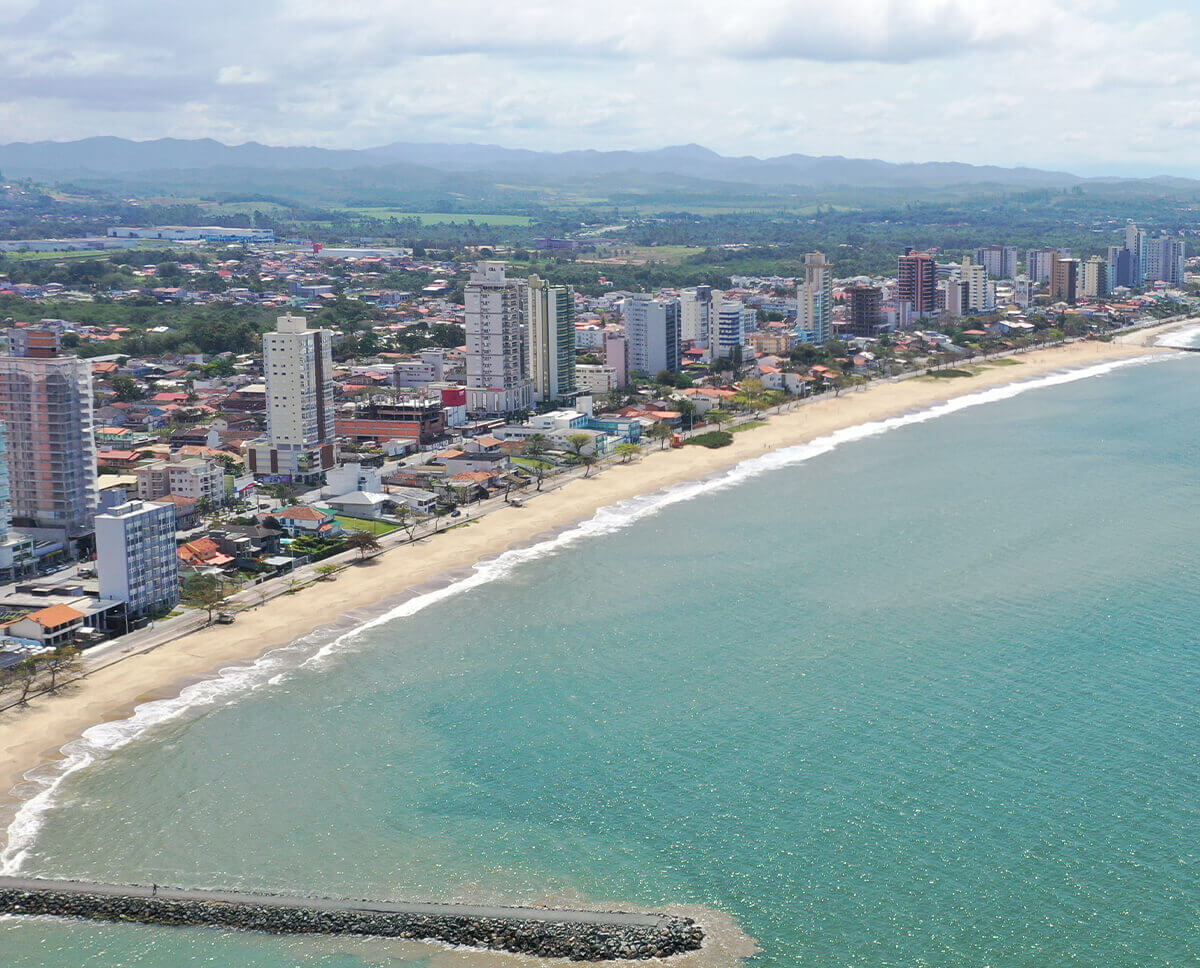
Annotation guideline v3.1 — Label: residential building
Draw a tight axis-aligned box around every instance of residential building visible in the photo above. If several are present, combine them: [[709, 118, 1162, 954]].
[[575, 363, 619, 395], [464, 262, 534, 414], [1082, 257, 1110, 300], [797, 252, 833, 342], [1051, 254, 1080, 304], [844, 285, 883, 337], [0, 354, 98, 539], [1026, 248, 1067, 284], [713, 296, 755, 360], [1125, 224, 1147, 286], [335, 399, 446, 444], [134, 457, 225, 507], [604, 332, 628, 386], [6, 319, 69, 358], [1144, 235, 1186, 285], [974, 246, 1019, 280], [527, 274, 577, 404], [246, 314, 335, 481], [624, 294, 681, 375], [1014, 275, 1035, 308], [897, 251, 938, 316], [96, 499, 180, 619], [960, 256, 996, 313], [679, 286, 715, 345], [2, 603, 86, 649], [393, 348, 450, 388], [1107, 245, 1132, 289]]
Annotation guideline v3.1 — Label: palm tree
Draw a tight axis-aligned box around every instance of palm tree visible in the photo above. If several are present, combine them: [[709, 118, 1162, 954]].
[[345, 529, 382, 561]]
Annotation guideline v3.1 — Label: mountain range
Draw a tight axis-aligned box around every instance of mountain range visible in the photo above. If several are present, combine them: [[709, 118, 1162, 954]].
[[0, 137, 1092, 188]]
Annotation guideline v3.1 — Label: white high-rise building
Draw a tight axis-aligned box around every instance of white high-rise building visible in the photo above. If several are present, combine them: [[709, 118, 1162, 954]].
[[527, 274, 577, 404], [0, 354, 98, 539], [1143, 235, 1186, 285], [247, 314, 335, 481], [712, 296, 756, 361], [1014, 275, 1035, 308], [960, 256, 996, 313], [974, 246, 1019, 280], [96, 499, 180, 620], [679, 286, 716, 346], [464, 262, 534, 414], [1026, 248, 1067, 284], [1082, 257, 1111, 299], [624, 295, 681, 375], [797, 252, 832, 343]]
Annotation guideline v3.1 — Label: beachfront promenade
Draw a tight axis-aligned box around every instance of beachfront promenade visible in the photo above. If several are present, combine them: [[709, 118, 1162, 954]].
[[0, 876, 704, 959]]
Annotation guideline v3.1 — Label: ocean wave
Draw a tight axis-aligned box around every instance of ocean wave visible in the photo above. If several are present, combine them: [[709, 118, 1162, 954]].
[[1155, 323, 1200, 349], [0, 351, 1169, 874]]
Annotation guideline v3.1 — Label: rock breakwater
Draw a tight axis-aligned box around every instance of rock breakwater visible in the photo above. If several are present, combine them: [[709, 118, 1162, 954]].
[[0, 877, 703, 960]]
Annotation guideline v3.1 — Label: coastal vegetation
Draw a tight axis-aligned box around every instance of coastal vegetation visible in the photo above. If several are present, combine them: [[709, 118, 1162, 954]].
[[685, 430, 734, 448]]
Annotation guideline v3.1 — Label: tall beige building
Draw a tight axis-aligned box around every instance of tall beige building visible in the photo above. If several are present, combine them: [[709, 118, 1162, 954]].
[[0, 354, 98, 539], [247, 314, 335, 481]]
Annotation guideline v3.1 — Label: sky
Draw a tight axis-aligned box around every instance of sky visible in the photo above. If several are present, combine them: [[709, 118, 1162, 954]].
[[2, 0, 1199, 176]]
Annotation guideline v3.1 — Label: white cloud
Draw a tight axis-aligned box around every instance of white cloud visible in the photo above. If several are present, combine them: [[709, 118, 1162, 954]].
[[0, 0, 1199, 174]]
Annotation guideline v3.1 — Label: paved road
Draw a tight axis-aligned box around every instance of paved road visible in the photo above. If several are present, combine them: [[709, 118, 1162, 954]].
[[0, 876, 673, 927]]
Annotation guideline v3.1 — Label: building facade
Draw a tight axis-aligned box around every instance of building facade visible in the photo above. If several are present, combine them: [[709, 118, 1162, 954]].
[[679, 286, 715, 346], [844, 285, 883, 337], [1051, 254, 1080, 304], [624, 295, 681, 375], [527, 274, 577, 404], [604, 332, 628, 386], [247, 314, 335, 481], [797, 252, 833, 342], [0, 354, 98, 538], [134, 457, 226, 506], [897, 251, 938, 316], [464, 262, 534, 414], [974, 246, 1019, 280], [96, 499, 180, 619], [1082, 257, 1110, 299]]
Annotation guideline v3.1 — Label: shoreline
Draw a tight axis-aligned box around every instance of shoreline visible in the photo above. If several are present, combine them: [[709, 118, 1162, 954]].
[[0, 329, 1187, 857]]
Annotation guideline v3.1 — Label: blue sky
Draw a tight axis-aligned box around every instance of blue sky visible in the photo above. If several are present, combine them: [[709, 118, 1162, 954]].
[[2, 0, 1198, 176]]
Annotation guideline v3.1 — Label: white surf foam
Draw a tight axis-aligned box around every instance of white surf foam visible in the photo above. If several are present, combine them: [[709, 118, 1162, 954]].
[[0, 351, 1169, 874], [1155, 323, 1200, 349]]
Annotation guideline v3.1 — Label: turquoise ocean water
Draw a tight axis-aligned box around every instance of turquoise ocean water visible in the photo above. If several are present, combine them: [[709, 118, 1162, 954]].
[[2, 353, 1199, 967]]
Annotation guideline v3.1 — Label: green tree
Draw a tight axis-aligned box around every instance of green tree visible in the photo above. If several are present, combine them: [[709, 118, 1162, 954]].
[[109, 375, 143, 402], [615, 442, 641, 463], [182, 573, 226, 623], [707, 408, 731, 430], [648, 423, 674, 449], [565, 433, 591, 458], [345, 529, 382, 560]]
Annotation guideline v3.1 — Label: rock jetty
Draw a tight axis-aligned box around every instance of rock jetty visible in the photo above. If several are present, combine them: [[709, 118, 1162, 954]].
[[0, 877, 704, 960]]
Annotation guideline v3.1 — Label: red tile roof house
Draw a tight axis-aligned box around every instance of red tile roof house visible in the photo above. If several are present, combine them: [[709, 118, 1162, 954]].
[[2, 603, 86, 649], [177, 537, 236, 571], [272, 505, 345, 538]]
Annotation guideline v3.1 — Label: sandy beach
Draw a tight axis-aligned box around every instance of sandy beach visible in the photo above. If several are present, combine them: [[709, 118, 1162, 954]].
[[0, 331, 1183, 845]]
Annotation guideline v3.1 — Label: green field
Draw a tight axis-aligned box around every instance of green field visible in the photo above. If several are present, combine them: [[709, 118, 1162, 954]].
[[341, 208, 534, 226], [0, 248, 116, 262], [333, 514, 399, 536], [729, 420, 768, 433]]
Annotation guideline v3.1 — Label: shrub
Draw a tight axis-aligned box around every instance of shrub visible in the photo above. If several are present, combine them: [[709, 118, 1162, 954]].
[[685, 431, 733, 449]]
